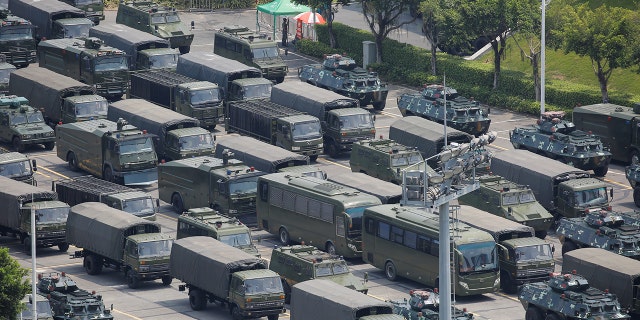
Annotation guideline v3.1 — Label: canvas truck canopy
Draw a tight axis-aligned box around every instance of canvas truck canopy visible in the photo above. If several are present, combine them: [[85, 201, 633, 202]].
[[389, 116, 473, 160], [455, 205, 535, 242], [176, 53, 262, 90], [0, 176, 58, 228], [215, 135, 309, 173], [271, 81, 360, 119], [89, 24, 171, 70], [290, 279, 396, 320], [65, 202, 161, 261], [328, 172, 402, 204], [8, 0, 86, 38], [170, 236, 268, 297], [563, 248, 640, 309]]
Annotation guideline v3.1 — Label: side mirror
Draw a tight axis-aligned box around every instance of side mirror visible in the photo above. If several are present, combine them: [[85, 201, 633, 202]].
[[156, 198, 160, 211], [190, 21, 195, 30], [610, 187, 614, 199], [32, 159, 37, 171]]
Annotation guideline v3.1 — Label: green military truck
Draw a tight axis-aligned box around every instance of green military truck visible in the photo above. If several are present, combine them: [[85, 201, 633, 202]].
[[56, 119, 158, 186], [271, 81, 376, 158], [176, 207, 260, 257], [0, 176, 70, 254], [458, 175, 554, 239], [59, 0, 104, 25], [129, 69, 222, 128], [89, 24, 178, 71], [8, 0, 93, 41], [158, 154, 265, 217], [9, 66, 107, 126], [350, 138, 424, 184], [67, 202, 173, 289], [0, 55, 16, 93], [226, 100, 324, 160], [107, 99, 215, 161], [0, 149, 36, 185], [0, 95, 56, 152], [455, 205, 555, 294], [171, 236, 286, 318], [0, 9, 36, 67], [53, 175, 158, 220], [38, 37, 129, 100], [269, 244, 368, 302], [116, 0, 194, 54], [214, 25, 288, 83]]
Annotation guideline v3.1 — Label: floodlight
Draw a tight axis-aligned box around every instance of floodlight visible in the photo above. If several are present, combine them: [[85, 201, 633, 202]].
[[440, 150, 452, 162], [428, 175, 444, 184]]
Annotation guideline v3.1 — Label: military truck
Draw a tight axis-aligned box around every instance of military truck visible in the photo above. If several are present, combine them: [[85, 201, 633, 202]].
[[129, 69, 223, 128], [214, 25, 288, 83], [158, 155, 265, 217], [389, 116, 473, 165], [55, 119, 158, 186], [176, 53, 271, 104], [52, 175, 158, 220], [397, 84, 491, 136], [290, 279, 404, 320], [8, 0, 93, 41], [298, 53, 389, 110], [116, 0, 194, 54], [0, 149, 36, 185], [170, 236, 286, 318], [556, 209, 640, 258], [518, 271, 630, 320], [0, 9, 36, 67], [107, 99, 215, 161], [269, 244, 367, 302], [0, 55, 16, 93], [388, 289, 475, 320], [19, 293, 54, 320], [271, 81, 376, 157], [453, 205, 555, 293], [38, 37, 129, 100], [226, 100, 324, 160], [490, 150, 612, 219], [0, 95, 56, 152], [572, 103, 640, 164], [563, 248, 640, 317], [89, 24, 178, 71], [350, 138, 424, 184], [0, 176, 70, 254], [458, 175, 554, 239], [328, 171, 403, 204], [9, 66, 107, 126], [59, 0, 104, 25], [37, 272, 113, 320], [626, 164, 640, 207], [67, 202, 173, 289], [177, 207, 259, 256]]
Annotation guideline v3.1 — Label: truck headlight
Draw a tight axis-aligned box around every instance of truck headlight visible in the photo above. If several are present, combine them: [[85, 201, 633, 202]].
[[494, 278, 501, 287], [459, 282, 469, 290], [21, 134, 32, 139], [318, 143, 323, 148], [46, 131, 55, 136], [291, 146, 300, 151]]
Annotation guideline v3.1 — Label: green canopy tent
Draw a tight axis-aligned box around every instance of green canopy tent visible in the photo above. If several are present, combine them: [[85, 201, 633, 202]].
[[256, 0, 310, 41]]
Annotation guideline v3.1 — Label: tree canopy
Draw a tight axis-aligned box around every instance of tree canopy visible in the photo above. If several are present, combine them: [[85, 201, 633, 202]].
[[0, 247, 30, 320], [361, 0, 420, 63]]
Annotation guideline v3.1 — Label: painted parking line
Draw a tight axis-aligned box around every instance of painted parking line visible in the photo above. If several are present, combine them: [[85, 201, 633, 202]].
[[316, 157, 349, 170], [35, 171, 51, 178], [38, 166, 70, 179]]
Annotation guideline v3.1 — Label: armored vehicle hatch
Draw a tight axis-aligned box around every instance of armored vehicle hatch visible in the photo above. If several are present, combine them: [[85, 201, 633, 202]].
[[388, 289, 474, 320]]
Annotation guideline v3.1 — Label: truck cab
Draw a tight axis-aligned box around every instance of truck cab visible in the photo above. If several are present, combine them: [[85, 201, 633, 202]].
[[228, 270, 285, 319], [62, 94, 108, 124], [275, 115, 323, 159], [0, 151, 35, 185], [164, 127, 215, 161], [557, 177, 611, 218], [0, 59, 16, 93], [51, 17, 93, 40], [350, 139, 423, 184], [227, 77, 273, 102], [123, 233, 174, 288], [109, 191, 158, 221], [324, 108, 376, 157], [0, 10, 36, 67], [59, 0, 104, 25], [175, 81, 223, 128]]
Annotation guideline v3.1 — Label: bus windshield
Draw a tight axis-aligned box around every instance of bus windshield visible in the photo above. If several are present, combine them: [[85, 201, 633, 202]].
[[345, 205, 375, 233], [457, 242, 498, 274], [0, 26, 33, 40], [95, 56, 128, 71]]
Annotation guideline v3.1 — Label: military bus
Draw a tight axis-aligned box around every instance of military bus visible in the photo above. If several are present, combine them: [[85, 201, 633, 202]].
[[256, 172, 382, 258], [362, 204, 501, 296]]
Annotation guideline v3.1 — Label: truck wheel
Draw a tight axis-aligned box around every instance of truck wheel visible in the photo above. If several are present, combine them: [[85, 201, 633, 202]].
[[561, 240, 578, 255], [267, 314, 279, 320], [384, 261, 397, 281], [179, 46, 191, 54], [103, 167, 115, 183], [634, 188, 640, 207], [12, 137, 25, 152], [43, 141, 55, 151], [535, 230, 548, 239], [189, 289, 206, 311], [58, 242, 69, 252], [23, 236, 32, 255], [161, 275, 173, 286], [230, 304, 243, 320], [67, 152, 79, 171], [127, 271, 141, 289], [325, 242, 336, 255], [372, 101, 386, 111], [310, 155, 318, 162], [171, 193, 185, 213], [84, 254, 103, 275], [525, 306, 544, 320], [327, 142, 340, 158], [279, 227, 290, 245], [501, 270, 518, 294], [282, 280, 292, 304], [593, 165, 608, 177]]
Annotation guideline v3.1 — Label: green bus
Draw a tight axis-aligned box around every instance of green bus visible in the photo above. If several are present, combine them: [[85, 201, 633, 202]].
[[257, 172, 382, 258], [362, 204, 500, 296]]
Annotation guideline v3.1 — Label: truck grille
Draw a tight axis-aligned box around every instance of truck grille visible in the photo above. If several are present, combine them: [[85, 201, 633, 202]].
[[148, 263, 169, 272], [37, 231, 65, 238], [235, 201, 256, 215], [251, 300, 282, 309], [519, 267, 554, 278], [125, 162, 155, 171], [299, 144, 320, 152]]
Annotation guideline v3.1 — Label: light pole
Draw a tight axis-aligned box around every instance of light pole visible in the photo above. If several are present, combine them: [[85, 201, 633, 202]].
[[540, 0, 550, 115], [30, 194, 36, 318]]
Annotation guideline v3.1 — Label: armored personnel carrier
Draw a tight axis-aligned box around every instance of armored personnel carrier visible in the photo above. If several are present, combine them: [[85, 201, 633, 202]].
[[625, 164, 640, 207], [298, 53, 388, 110], [557, 209, 640, 258], [510, 111, 612, 177], [37, 272, 113, 320], [0, 95, 55, 152], [519, 271, 630, 320], [397, 84, 491, 136], [389, 289, 474, 320]]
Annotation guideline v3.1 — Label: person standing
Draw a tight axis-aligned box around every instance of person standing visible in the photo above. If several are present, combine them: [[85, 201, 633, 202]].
[[282, 17, 289, 47]]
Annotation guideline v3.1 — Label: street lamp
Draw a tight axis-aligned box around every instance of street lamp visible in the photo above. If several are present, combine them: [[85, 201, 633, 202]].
[[541, 0, 551, 115]]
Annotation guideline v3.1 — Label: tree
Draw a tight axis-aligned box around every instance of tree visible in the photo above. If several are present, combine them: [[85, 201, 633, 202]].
[[291, 0, 341, 48], [361, 0, 421, 63], [510, 1, 542, 101], [419, 0, 445, 75], [0, 247, 30, 320]]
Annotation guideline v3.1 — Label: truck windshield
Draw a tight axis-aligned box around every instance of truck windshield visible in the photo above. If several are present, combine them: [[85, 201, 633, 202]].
[[0, 26, 34, 40], [119, 137, 154, 154], [122, 198, 155, 216], [179, 133, 215, 151], [339, 114, 374, 130], [573, 187, 608, 207], [35, 207, 69, 224], [191, 88, 220, 105], [519, 191, 536, 203], [63, 24, 91, 38], [514, 244, 553, 262], [10, 112, 44, 125], [20, 301, 53, 318], [315, 261, 350, 277], [95, 56, 128, 71], [391, 153, 423, 167], [292, 121, 322, 140], [229, 176, 258, 195], [138, 239, 173, 258], [0, 68, 13, 84], [75, 100, 108, 117], [149, 53, 178, 70], [457, 242, 498, 274], [244, 276, 283, 295], [252, 47, 279, 59], [243, 84, 272, 100], [219, 232, 252, 247], [0, 160, 31, 178]]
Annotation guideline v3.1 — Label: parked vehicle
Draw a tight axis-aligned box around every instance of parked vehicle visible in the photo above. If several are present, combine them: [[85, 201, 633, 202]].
[[0, 149, 36, 185], [37, 272, 113, 320], [0, 9, 36, 67], [19, 293, 54, 320], [0, 95, 55, 152], [388, 289, 474, 320], [350, 138, 423, 184], [8, 0, 93, 41], [59, 0, 104, 24], [215, 135, 310, 173], [0, 55, 16, 93], [67, 202, 173, 289], [626, 164, 640, 207], [328, 171, 402, 204]]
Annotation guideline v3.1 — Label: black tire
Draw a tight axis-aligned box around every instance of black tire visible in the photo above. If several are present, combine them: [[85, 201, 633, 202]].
[[231, 304, 242, 320], [279, 227, 290, 245], [501, 271, 518, 294], [127, 271, 141, 289], [525, 306, 544, 320], [67, 152, 79, 171], [103, 166, 115, 183], [275, 76, 285, 84], [561, 240, 578, 255], [544, 313, 562, 320], [84, 254, 103, 275], [23, 236, 31, 255], [325, 242, 336, 256], [189, 289, 206, 311], [511, 142, 521, 149], [13, 136, 24, 152], [327, 142, 340, 158], [631, 150, 640, 165], [535, 230, 548, 239], [384, 261, 397, 281], [171, 193, 185, 213], [161, 275, 173, 286], [267, 314, 279, 320], [58, 242, 69, 252], [372, 101, 386, 111], [634, 187, 640, 208], [44, 141, 55, 151], [282, 279, 291, 304], [593, 165, 608, 177], [179, 46, 191, 54], [310, 155, 318, 162]]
